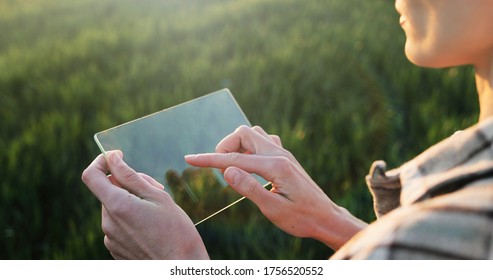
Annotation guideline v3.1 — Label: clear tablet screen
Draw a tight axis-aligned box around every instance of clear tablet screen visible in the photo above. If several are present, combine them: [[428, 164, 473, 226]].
[[94, 89, 265, 224]]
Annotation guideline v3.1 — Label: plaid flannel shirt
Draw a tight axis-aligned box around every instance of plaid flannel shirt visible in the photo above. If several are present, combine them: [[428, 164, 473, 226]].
[[331, 117, 493, 259]]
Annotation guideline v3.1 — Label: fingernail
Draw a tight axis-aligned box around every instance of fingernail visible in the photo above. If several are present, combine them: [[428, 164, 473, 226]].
[[184, 154, 196, 160], [110, 151, 122, 165], [226, 168, 240, 185]]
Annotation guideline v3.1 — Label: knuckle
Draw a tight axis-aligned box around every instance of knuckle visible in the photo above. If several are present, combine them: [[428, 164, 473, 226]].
[[120, 167, 140, 183], [252, 125, 262, 131], [103, 235, 113, 250], [112, 204, 130, 218], [107, 197, 133, 218], [101, 222, 112, 237], [158, 190, 174, 204], [277, 155, 291, 167], [236, 125, 251, 134], [271, 135, 281, 142], [227, 152, 241, 163], [165, 192, 175, 204], [275, 156, 295, 172], [284, 150, 296, 161], [242, 177, 261, 196]]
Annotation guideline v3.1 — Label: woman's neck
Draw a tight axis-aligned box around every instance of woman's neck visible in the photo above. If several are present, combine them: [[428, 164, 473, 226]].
[[475, 54, 493, 122]]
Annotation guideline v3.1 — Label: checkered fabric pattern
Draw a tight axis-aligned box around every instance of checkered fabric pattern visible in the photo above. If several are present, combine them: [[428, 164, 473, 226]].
[[331, 118, 493, 259]]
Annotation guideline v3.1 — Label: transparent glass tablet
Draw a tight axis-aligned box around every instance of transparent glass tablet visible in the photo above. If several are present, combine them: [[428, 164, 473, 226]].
[[94, 89, 266, 225]]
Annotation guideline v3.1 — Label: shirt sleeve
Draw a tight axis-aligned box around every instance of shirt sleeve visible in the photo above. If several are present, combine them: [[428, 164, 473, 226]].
[[331, 183, 493, 259], [365, 160, 402, 218]]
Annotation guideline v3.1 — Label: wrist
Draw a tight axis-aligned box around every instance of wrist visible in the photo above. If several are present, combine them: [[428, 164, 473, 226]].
[[159, 217, 210, 260], [170, 238, 209, 260], [176, 230, 210, 260], [311, 203, 367, 251]]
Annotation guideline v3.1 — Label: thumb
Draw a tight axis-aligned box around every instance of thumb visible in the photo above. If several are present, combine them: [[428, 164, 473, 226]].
[[106, 150, 156, 200], [223, 167, 274, 207]]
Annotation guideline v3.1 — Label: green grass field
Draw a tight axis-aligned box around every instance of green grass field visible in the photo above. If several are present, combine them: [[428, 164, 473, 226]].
[[0, 0, 478, 259]]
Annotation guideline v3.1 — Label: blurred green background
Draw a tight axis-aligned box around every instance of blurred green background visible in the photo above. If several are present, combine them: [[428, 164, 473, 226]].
[[0, 0, 478, 259]]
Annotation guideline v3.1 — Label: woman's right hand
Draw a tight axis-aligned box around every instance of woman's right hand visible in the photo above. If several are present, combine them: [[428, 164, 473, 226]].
[[185, 126, 366, 250]]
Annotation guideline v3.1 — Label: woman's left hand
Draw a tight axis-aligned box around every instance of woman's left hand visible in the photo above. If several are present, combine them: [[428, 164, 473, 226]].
[[82, 150, 209, 259]]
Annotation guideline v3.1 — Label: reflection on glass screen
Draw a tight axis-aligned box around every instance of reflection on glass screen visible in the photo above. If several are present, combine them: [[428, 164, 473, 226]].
[[94, 89, 264, 224]]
